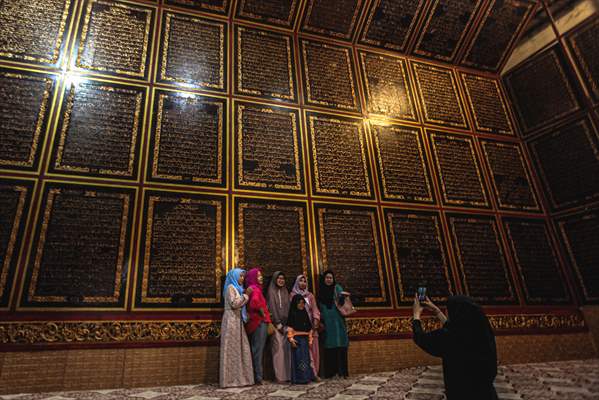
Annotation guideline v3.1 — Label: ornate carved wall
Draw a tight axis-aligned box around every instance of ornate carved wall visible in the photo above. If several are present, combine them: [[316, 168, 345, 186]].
[[0, 0, 589, 354]]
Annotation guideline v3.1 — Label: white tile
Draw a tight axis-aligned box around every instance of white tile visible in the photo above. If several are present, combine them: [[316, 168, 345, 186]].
[[361, 376, 388, 383], [410, 387, 445, 395], [219, 387, 252, 394], [329, 395, 368, 400], [347, 383, 380, 392], [416, 378, 444, 385], [131, 391, 163, 399], [549, 386, 591, 394], [497, 394, 522, 400], [41, 397, 75, 400], [267, 389, 306, 398]]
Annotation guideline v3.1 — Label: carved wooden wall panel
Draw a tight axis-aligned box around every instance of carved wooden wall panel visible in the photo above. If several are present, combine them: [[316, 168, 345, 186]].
[[0, 0, 583, 346]]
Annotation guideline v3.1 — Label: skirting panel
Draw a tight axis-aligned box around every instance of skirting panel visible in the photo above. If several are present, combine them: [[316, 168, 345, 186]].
[[0, 332, 595, 395]]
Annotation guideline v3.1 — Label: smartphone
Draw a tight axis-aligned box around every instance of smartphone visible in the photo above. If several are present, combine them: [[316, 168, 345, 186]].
[[417, 287, 427, 302]]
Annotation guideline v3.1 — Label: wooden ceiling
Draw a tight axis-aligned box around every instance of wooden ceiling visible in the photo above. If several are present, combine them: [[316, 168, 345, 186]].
[[177, 0, 539, 73]]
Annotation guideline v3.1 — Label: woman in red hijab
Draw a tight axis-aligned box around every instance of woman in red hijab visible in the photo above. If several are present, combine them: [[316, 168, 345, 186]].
[[244, 267, 272, 384]]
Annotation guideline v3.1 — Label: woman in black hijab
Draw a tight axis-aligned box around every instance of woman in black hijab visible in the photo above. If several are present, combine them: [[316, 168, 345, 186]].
[[412, 294, 498, 400], [287, 294, 315, 383], [317, 270, 350, 378]]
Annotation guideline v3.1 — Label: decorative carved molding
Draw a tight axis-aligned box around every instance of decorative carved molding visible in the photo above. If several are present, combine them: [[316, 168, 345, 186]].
[[0, 313, 585, 345]]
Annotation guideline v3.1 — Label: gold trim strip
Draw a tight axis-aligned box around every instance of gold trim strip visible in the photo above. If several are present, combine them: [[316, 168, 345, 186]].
[[0, 313, 586, 344]]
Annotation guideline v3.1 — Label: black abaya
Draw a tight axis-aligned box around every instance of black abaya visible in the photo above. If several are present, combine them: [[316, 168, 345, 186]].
[[412, 296, 498, 400]]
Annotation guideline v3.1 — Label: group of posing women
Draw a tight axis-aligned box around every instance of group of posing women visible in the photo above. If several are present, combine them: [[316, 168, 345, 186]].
[[219, 268, 350, 388], [219, 266, 500, 400]]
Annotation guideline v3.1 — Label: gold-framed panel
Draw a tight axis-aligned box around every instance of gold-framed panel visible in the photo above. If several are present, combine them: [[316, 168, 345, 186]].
[[527, 116, 599, 211], [234, 24, 297, 103], [358, 50, 418, 123], [459, 72, 514, 136], [428, 130, 490, 208], [234, 100, 305, 194], [556, 209, 599, 303], [300, 0, 365, 41], [358, 0, 427, 53], [47, 76, 148, 181], [567, 17, 599, 104], [147, 87, 227, 188], [134, 188, 226, 310], [413, 0, 483, 63], [0, 0, 76, 68], [461, 0, 535, 71], [18, 180, 137, 311], [370, 122, 434, 204], [235, 0, 301, 29], [480, 139, 540, 212], [305, 110, 373, 199], [447, 213, 517, 305], [233, 195, 312, 285], [411, 61, 468, 129], [299, 39, 361, 113], [0, 177, 37, 310], [503, 46, 581, 135], [72, 0, 156, 81], [155, 9, 227, 92], [502, 217, 570, 305], [383, 207, 454, 305], [312, 201, 392, 307], [163, 0, 231, 16], [0, 67, 59, 173]]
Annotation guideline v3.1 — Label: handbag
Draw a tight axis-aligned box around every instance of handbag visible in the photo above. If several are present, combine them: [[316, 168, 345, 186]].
[[335, 295, 356, 317]]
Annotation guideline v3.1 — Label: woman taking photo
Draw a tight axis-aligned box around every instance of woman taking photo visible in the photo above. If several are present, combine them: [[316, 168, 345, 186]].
[[290, 274, 321, 378], [412, 294, 498, 400], [219, 268, 254, 388], [244, 267, 272, 385], [317, 270, 350, 378], [266, 271, 291, 383]]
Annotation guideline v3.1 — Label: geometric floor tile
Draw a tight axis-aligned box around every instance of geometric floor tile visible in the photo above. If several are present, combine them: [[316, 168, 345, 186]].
[[2, 359, 598, 400]]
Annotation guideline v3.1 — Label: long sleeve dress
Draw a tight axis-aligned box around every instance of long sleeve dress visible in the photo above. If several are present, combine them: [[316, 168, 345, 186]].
[[219, 285, 254, 388], [412, 320, 498, 400], [304, 292, 321, 376], [319, 284, 349, 378]]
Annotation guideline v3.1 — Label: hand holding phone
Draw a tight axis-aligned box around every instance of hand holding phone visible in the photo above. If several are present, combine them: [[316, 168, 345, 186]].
[[417, 287, 427, 302]]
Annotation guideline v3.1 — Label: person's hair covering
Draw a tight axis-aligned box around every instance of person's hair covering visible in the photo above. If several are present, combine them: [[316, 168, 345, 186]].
[[245, 267, 263, 290], [223, 268, 248, 322], [291, 274, 309, 300], [318, 270, 336, 307], [288, 294, 312, 332], [267, 271, 290, 325], [446, 296, 497, 378]]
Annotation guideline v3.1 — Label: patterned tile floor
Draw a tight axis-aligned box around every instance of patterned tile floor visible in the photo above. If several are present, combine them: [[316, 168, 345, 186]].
[[2, 359, 598, 400]]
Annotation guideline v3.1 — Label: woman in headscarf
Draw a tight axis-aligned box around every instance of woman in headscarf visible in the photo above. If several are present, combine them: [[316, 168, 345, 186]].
[[219, 268, 254, 388], [287, 294, 316, 384], [266, 271, 291, 383], [290, 274, 321, 378], [412, 294, 498, 400], [317, 270, 350, 378], [245, 267, 272, 384]]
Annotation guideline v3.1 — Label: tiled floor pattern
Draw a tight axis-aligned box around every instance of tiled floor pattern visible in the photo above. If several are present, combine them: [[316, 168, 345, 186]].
[[2, 359, 598, 400]]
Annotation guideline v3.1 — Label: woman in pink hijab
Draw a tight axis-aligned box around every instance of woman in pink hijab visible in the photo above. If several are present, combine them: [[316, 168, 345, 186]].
[[290, 274, 321, 379], [245, 267, 272, 384]]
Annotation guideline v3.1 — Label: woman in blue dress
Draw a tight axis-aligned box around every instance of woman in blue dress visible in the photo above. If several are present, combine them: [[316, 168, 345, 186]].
[[287, 294, 315, 384]]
